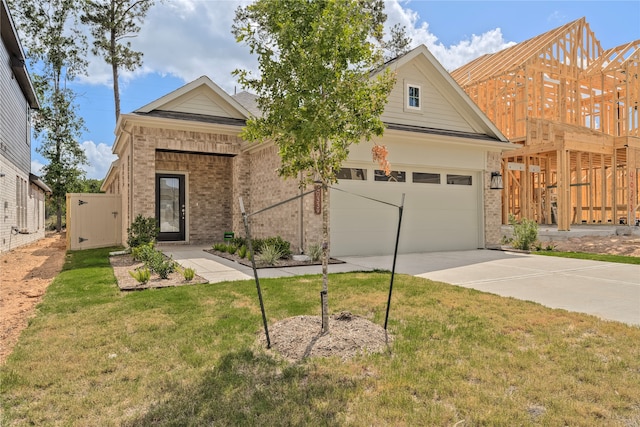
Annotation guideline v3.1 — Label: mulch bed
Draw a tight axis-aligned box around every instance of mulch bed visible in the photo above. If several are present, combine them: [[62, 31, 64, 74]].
[[205, 249, 345, 269], [258, 311, 393, 362], [109, 254, 208, 291]]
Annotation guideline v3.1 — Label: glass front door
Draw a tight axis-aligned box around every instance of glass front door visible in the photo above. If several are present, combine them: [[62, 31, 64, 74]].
[[156, 174, 185, 241]]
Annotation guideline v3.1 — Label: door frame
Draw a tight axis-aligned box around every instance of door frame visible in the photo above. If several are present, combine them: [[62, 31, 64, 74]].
[[155, 173, 186, 242]]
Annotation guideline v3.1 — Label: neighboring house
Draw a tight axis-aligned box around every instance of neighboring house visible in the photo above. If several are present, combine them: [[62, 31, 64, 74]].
[[0, 0, 50, 254], [102, 44, 515, 256], [451, 18, 640, 230]]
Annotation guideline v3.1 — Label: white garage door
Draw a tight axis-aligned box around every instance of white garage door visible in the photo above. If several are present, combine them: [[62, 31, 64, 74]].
[[330, 167, 481, 256]]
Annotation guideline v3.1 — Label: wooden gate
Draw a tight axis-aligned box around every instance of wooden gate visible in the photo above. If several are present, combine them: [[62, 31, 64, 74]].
[[66, 193, 122, 250]]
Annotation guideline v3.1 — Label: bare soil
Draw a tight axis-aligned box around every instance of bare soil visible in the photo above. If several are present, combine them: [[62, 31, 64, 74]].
[[547, 234, 640, 257], [1, 232, 67, 364], [1, 233, 638, 364], [109, 254, 207, 291]]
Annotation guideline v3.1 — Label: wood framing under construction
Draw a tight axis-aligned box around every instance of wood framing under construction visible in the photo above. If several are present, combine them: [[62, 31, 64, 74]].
[[451, 17, 639, 230]]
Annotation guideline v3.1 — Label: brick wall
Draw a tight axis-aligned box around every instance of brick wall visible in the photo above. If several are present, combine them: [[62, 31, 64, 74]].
[[128, 125, 242, 244], [156, 151, 233, 243], [484, 151, 503, 246], [233, 144, 323, 254]]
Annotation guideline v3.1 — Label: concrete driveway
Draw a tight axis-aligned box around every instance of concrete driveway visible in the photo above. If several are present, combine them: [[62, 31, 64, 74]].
[[340, 250, 640, 326], [161, 245, 639, 327]]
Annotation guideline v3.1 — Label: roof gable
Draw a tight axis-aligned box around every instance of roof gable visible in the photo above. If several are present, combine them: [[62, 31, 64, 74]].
[[451, 18, 602, 85], [380, 44, 508, 142], [135, 75, 251, 120]]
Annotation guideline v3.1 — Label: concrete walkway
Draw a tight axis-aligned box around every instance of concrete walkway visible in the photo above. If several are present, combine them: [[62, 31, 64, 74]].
[[160, 245, 640, 327]]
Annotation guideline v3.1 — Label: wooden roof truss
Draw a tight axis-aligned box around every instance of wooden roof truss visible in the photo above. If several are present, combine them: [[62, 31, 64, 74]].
[[451, 18, 640, 229]]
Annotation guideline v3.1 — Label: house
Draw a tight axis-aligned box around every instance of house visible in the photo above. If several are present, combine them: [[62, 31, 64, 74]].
[[101, 44, 515, 256], [451, 18, 640, 230], [0, 0, 50, 254]]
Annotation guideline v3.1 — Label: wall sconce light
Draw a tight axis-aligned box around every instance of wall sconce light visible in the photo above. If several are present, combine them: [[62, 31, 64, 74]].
[[490, 172, 503, 190]]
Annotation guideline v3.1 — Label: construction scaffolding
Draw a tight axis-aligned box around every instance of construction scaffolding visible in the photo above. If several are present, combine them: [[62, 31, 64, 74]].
[[451, 18, 640, 230]]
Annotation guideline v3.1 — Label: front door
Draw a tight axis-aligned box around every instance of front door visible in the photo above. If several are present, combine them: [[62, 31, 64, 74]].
[[156, 174, 185, 241]]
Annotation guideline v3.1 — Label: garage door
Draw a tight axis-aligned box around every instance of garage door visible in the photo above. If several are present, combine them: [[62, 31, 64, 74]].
[[330, 167, 481, 256]]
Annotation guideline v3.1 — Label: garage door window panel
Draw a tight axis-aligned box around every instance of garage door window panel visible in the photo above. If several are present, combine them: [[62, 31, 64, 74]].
[[447, 174, 473, 185], [413, 172, 441, 184], [337, 168, 367, 180], [375, 170, 406, 182]]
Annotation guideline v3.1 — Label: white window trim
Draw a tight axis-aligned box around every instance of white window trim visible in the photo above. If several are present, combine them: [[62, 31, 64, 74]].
[[406, 83, 421, 111]]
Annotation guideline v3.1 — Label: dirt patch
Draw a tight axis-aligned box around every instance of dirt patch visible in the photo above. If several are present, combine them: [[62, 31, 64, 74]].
[[259, 312, 392, 362], [547, 234, 640, 257], [0, 232, 67, 364], [109, 254, 208, 290], [205, 249, 344, 268]]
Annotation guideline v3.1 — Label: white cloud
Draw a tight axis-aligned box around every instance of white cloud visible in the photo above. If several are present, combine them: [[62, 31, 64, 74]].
[[81, 141, 117, 180], [31, 159, 45, 177], [383, 1, 515, 71], [75, 0, 515, 93]]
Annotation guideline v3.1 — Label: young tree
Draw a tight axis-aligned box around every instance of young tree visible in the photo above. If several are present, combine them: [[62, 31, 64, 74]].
[[384, 23, 413, 61], [9, 0, 89, 232], [81, 0, 156, 120], [233, 0, 395, 333]]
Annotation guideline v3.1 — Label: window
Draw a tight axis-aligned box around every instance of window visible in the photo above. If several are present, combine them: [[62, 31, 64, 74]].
[[337, 168, 367, 180], [16, 176, 27, 229], [375, 170, 406, 182], [407, 84, 421, 110], [413, 172, 440, 184], [447, 174, 473, 185]]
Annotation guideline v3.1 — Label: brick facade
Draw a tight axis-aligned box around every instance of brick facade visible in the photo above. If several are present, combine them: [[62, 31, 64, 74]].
[[238, 145, 323, 254], [484, 151, 503, 246]]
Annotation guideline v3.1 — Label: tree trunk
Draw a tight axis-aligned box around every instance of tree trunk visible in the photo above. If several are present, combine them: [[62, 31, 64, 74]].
[[321, 183, 329, 333], [111, 31, 120, 120]]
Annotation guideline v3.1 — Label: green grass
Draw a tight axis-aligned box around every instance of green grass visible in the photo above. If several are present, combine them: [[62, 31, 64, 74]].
[[1, 247, 639, 426], [536, 250, 640, 265]]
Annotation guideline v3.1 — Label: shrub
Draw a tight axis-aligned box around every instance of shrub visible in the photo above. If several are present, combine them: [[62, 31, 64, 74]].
[[131, 242, 156, 263], [308, 243, 322, 262], [213, 243, 228, 252], [264, 236, 291, 258], [128, 268, 151, 284], [226, 245, 238, 255], [237, 245, 247, 259], [230, 236, 247, 248], [257, 244, 283, 266], [509, 214, 538, 251], [127, 215, 159, 248], [181, 267, 196, 281], [145, 250, 176, 279]]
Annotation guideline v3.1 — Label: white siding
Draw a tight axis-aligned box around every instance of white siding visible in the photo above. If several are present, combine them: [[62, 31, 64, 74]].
[[158, 87, 245, 119], [382, 57, 475, 133], [0, 157, 47, 253], [0, 36, 31, 172]]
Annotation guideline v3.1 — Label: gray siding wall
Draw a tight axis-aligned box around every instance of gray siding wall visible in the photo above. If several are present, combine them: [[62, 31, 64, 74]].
[[1, 37, 31, 173]]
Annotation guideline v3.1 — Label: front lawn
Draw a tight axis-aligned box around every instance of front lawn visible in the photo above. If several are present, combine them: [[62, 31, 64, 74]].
[[1, 247, 639, 426], [536, 250, 640, 265]]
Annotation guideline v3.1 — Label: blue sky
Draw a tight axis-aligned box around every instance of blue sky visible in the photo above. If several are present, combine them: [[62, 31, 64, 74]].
[[25, 0, 640, 180]]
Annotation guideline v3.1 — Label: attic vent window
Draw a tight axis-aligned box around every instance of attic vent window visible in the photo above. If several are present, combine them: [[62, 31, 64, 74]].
[[407, 84, 421, 110]]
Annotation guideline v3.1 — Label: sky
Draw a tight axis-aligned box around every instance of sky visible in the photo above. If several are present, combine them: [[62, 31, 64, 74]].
[[23, 0, 640, 180]]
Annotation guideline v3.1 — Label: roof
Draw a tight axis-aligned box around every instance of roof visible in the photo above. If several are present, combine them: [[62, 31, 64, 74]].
[[381, 44, 510, 143], [134, 75, 252, 118], [451, 18, 599, 86], [232, 91, 261, 117], [1, 0, 39, 109], [29, 173, 51, 193]]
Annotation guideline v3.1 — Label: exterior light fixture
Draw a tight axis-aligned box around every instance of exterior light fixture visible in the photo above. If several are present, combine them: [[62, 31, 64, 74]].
[[490, 172, 503, 190]]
